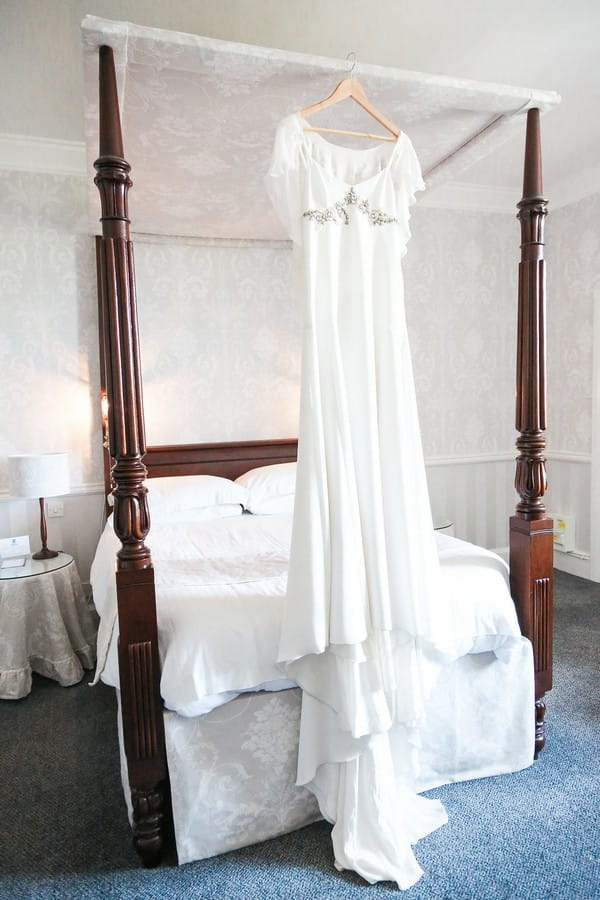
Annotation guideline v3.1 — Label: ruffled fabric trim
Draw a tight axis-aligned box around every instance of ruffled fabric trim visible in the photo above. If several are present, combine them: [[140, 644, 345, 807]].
[[0, 667, 32, 700], [0, 643, 96, 700]]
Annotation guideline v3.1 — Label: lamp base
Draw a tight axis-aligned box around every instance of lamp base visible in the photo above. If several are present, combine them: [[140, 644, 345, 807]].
[[32, 547, 59, 560]]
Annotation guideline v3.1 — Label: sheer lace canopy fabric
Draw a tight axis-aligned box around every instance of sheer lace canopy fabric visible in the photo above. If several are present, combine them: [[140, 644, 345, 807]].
[[266, 115, 464, 889], [81, 17, 560, 241]]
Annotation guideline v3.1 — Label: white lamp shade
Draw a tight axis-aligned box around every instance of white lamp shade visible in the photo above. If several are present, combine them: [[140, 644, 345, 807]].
[[8, 453, 70, 499]]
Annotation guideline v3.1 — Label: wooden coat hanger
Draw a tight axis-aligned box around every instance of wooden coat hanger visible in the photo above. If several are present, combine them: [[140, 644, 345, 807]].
[[299, 57, 400, 143]]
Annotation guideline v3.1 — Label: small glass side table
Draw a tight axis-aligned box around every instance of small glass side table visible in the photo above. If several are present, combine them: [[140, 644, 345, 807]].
[[433, 518, 454, 535], [0, 551, 74, 580], [0, 552, 98, 700]]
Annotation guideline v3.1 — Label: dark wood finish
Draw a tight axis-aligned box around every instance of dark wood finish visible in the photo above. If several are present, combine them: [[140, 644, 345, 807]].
[[94, 44, 167, 867], [32, 496, 59, 559], [144, 439, 298, 481], [509, 107, 553, 756], [100, 438, 298, 507]]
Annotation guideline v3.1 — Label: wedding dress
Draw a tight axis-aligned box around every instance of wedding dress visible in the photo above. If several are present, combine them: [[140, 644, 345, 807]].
[[265, 113, 459, 889]]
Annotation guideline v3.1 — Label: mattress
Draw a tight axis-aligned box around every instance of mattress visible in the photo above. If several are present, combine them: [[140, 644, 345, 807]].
[[91, 512, 527, 717]]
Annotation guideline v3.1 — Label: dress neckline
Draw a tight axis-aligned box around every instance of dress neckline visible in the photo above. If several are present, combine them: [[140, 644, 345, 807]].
[[292, 112, 405, 189]]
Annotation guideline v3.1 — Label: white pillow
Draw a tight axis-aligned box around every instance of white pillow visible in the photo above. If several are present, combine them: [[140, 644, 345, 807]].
[[146, 474, 248, 523], [236, 462, 296, 515]]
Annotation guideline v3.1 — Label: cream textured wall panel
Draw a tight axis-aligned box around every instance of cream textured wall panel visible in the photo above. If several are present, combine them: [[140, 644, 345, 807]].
[[134, 240, 301, 445], [0, 170, 101, 491], [545, 456, 591, 557], [405, 206, 517, 459], [426, 458, 516, 551], [130, 204, 519, 459], [547, 194, 598, 456], [544, 192, 600, 566], [0, 167, 534, 571]]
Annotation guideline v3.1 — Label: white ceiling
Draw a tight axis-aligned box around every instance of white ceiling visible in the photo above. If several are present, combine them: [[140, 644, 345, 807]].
[[2, 0, 599, 203]]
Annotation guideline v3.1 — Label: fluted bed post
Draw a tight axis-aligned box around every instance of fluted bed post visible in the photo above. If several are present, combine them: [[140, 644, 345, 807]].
[[94, 45, 168, 866], [509, 107, 553, 757]]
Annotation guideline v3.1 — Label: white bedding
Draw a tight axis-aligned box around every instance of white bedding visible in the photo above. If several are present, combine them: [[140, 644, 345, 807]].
[[91, 513, 296, 715], [91, 513, 524, 717]]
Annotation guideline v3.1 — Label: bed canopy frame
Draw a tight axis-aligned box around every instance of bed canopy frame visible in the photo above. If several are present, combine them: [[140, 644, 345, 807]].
[[86, 17, 558, 866]]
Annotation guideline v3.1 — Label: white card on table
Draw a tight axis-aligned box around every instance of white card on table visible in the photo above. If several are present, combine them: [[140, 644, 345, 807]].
[[0, 534, 31, 560]]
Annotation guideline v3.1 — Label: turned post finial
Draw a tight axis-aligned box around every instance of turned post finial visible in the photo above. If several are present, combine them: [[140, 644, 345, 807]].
[[98, 45, 124, 159], [522, 107, 543, 201]]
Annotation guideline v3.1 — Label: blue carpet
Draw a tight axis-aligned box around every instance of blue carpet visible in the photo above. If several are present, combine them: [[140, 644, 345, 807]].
[[1, 570, 598, 898]]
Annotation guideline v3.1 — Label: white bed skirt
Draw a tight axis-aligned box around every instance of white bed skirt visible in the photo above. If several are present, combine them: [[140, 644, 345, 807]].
[[115, 636, 533, 866]]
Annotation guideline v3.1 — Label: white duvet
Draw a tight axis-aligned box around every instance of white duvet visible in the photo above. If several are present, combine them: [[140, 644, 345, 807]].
[[90, 513, 524, 718]]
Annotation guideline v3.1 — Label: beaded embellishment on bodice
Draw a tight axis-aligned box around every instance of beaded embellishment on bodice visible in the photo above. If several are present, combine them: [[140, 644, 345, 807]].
[[303, 186, 397, 226]]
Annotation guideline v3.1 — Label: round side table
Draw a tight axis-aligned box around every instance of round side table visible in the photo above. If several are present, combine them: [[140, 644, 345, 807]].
[[0, 552, 98, 700], [0, 551, 73, 581], [433, 518, 454, 536]]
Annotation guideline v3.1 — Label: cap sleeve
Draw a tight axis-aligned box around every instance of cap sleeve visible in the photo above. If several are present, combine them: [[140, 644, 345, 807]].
[[390, 133, 425, 251], [392, 133, 426, 207], [264, 115, 305, 244]]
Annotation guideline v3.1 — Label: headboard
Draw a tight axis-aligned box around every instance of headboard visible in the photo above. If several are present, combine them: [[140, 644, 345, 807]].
[[101, 438, 298, 501], [144, 439, 298, 481]]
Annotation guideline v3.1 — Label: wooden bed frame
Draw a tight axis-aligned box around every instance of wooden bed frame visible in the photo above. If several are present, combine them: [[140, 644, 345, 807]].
[[93, 45, 553, 867]]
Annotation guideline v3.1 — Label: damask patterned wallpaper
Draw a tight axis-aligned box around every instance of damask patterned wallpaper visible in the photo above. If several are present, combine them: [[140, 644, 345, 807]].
[[405, 206, 517, 458], [1, 167, 596, 570], [135, 205, 518, 458], [0, 169, 535, 489], [546, 193, 598, 455], [134, 240, 301, 446], [0, 171, 101, 490]]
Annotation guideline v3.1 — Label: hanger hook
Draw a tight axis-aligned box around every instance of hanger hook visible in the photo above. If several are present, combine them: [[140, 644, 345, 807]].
[[346, 51, 357, 76]]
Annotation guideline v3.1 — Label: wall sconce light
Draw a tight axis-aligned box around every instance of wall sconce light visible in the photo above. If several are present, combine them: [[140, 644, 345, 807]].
[[100, 390, 109, 450]]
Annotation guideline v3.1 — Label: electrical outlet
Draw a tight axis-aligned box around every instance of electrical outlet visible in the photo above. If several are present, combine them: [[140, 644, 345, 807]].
[[548, 512, 575, 552], [47, 501, 64, 518]]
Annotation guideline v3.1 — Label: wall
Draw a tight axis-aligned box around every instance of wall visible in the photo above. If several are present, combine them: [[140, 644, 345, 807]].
[[134, 239, 301, 445], [135, 205, 522, 552], [133, 205, 519, 461], [544, 192, 600, 577], [406, 205, 519, 551], [0, 1, 595, 581], [0, 155, 524, 580], [0, 168, 107, 581], [405, 207, 517, 460]]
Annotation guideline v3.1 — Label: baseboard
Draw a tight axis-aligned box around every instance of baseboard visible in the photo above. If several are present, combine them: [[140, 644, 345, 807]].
[[553, 550, 592, 581]]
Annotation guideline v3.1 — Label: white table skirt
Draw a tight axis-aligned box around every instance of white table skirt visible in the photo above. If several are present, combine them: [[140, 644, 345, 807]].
[[0, 559, 98, 700]]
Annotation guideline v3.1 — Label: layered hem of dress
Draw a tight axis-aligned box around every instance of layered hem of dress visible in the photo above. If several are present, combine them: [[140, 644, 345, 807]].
[[283, 630, 457, 889], [294, 693, 448, 889]]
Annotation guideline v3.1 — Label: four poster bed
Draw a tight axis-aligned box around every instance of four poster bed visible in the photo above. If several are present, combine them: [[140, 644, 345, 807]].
[[83, 17, 558, 875]]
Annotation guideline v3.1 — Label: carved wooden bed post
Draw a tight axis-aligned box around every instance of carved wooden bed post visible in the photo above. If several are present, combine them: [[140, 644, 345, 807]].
[[510, 107, 553, 757], [94, 45, 168, 866]]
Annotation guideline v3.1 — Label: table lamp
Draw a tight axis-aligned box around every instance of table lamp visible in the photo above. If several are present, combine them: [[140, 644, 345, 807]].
[[8, 453, 70, 559]]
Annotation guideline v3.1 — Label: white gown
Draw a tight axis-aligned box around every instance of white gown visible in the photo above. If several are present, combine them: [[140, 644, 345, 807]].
[[265, 113, 459, 889]]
